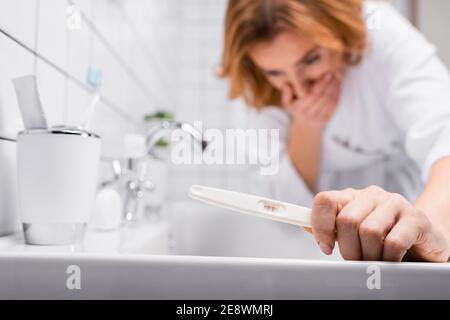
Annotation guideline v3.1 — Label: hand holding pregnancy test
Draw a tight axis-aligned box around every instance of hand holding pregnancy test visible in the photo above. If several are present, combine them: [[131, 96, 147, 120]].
[[188, 185, 450, 262], [188, 185, 312, 228]]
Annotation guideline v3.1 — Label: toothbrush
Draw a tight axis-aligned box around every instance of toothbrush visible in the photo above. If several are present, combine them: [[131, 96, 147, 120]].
[[82, 93, 100, 130], [82, 67, 103, 130], [188, 185, 312, 228], [12, 75, 48, 130]]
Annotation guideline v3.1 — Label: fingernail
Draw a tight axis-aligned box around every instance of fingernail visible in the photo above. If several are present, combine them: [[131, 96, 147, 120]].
[[318, 242, 333, 255]]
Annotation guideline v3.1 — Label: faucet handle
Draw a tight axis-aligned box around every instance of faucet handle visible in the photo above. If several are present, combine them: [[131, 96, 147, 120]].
[[141, 180, 155, 192], [99, 157, 122, 188]]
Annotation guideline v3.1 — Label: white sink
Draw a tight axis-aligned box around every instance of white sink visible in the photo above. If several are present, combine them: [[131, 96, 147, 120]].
[[167, 202, 341, 260], [1, 202, 450, 299]]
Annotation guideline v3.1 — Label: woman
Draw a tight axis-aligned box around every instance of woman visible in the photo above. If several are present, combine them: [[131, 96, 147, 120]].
[[219, 0, 450, 262]]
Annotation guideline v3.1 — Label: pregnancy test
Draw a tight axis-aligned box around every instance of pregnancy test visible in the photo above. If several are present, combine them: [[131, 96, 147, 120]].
[[188, 185, 312, 228]]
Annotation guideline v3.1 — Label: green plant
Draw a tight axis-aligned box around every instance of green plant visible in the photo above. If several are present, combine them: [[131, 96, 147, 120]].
[[143, 110, 175, 148], [144, 110, 174, 122]]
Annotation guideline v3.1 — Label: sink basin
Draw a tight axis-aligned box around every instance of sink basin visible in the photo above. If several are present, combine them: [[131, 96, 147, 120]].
[[167, 202, 341, 260], [1, 202, 450, 299]]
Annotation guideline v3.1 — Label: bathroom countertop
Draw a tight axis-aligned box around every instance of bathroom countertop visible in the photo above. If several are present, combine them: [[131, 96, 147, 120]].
[[0, 221, 172, 255]]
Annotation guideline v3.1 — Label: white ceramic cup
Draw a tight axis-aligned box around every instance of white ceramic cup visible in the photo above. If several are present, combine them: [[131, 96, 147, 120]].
[[17, 126, 101, 245], [0, 138, 21, 236]]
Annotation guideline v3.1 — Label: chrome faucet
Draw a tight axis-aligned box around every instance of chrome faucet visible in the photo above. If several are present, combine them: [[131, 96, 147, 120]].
[[100, 120, 208, 226], [146, 119, 208, 160], [122, 158, 155, 225]]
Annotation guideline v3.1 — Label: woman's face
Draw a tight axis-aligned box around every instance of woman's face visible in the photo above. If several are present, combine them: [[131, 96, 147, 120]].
[[249, 30, 337, 99]]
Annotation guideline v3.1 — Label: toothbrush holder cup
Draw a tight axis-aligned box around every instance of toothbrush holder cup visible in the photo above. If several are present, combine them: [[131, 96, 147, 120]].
[[17, 126, 101, 245]]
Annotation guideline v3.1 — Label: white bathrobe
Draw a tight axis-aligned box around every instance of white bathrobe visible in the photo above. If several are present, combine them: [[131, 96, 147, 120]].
[[248, 1, 450, 207]]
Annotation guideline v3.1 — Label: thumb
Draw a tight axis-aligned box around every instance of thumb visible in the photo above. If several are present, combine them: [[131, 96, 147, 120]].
[[311, 189, 357, 254]]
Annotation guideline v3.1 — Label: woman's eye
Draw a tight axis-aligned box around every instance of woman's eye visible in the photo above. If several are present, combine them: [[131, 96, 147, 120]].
[[265, 71, 281, 77], [304, 54, 321, 65]]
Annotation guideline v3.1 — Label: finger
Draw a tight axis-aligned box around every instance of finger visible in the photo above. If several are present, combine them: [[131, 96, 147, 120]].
[[299, 74, 334, 115], [294, 73, 331, 111], [306, 89, 334, 119], [312, 72, 333, 96], [311, 188, 356, 255], [302, 78, 339, 122], [292, 90, 315, 113], [335, 69, 344, 81], [281, 84, 295, 109], [318, 103, 338, 122], [301, 92, 328, 118], [382, 215, 423, 262], [315, 78, 340, 119], [358, 194, 404, 261], [335, 188, 385, 260], [384, 209, 449, 262]]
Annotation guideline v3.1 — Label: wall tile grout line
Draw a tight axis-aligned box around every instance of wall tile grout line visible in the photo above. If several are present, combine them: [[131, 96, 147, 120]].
[[115, 1, 176, 97], [0, 26, 143, 127], [0, 136, 16, 143], [67, 0, 167, 110]]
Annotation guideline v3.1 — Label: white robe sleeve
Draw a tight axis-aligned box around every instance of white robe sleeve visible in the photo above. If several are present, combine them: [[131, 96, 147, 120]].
[[246, 106, 314, 207], [378, 4, 450, 183]]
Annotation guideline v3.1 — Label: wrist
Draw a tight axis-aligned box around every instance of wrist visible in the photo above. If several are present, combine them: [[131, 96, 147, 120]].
[[288, 119, 323, 193], [290, 118, 324, 137]]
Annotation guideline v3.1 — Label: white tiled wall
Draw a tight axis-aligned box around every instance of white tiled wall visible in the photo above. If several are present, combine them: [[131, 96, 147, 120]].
[[166, 0, 253, 202], [0, 0, 178, 150], [0, 0, 178, 234]]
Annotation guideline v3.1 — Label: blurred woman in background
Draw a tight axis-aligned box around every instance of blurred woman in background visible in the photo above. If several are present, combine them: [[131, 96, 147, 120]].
[[220, 0, 450, 262]]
